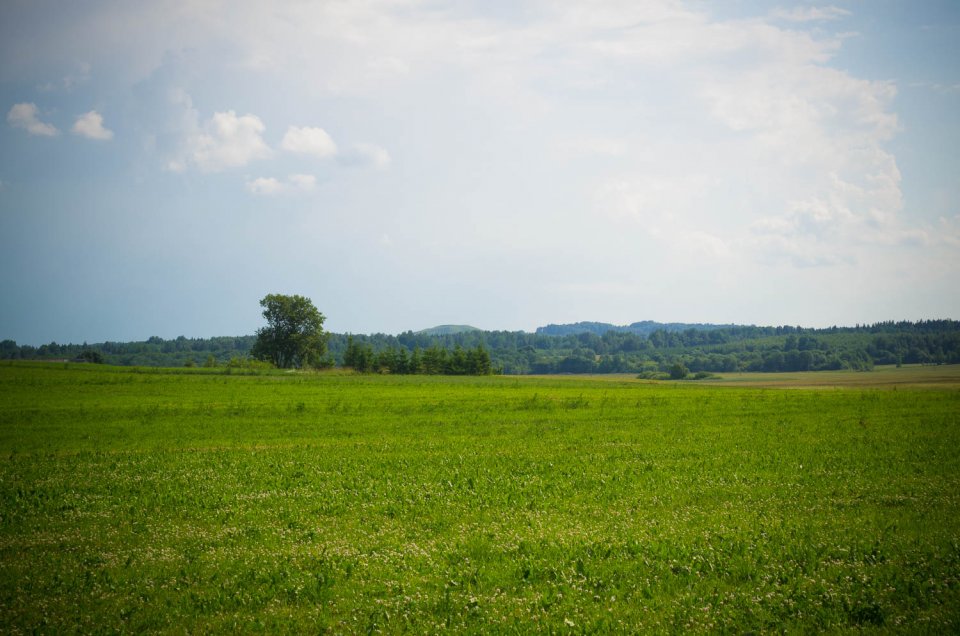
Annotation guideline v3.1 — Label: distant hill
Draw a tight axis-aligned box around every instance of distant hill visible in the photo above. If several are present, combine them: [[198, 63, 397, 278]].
[[536, 320, 739, 337], [415, 325, 482, 336]]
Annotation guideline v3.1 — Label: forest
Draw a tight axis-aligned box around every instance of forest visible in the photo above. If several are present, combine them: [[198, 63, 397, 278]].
[[2, 320, 958, 375]]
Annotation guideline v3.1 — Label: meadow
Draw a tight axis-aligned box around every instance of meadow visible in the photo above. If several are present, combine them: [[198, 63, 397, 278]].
[[1, 362, 958, 633]]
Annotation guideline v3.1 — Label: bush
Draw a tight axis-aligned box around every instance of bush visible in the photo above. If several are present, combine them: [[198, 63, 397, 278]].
[[669, 362, 689, 380], [636, 371, 671, 380], [75, 350, 104, 364]]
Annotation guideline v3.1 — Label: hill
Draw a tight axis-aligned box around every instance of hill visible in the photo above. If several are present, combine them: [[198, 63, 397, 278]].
[[536, 320, 738, 337], [415, 325, 482, 336]]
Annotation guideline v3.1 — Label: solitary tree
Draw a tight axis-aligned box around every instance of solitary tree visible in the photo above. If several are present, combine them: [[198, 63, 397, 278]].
[[251, 294, 328, 368]]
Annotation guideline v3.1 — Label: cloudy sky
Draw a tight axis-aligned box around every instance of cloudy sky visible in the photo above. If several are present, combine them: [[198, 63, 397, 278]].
[[1, 1, 958, 344]]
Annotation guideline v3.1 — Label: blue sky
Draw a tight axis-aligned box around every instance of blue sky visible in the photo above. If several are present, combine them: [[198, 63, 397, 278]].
[[1, 1, 958, 345]]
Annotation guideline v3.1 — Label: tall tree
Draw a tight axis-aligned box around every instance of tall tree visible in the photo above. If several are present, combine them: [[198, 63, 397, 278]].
[[251, 294, 328, 369]]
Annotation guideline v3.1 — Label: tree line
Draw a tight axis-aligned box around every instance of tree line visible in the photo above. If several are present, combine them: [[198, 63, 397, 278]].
[[2, 309, 957, 375]]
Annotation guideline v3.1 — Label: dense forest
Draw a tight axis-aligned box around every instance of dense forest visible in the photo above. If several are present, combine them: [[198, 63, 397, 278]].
[[2, 320, 958, 375]]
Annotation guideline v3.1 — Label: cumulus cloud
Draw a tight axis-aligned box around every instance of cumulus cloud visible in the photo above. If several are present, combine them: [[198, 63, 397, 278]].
[[246, 173, 317, 195], [246, 176, 284, 195], [72, 110, 113, 140], [7, 103, 59, 136], [280, 126, 338, 158], [188, 111, 272, 172]]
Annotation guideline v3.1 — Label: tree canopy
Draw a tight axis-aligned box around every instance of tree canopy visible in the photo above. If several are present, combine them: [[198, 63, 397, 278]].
[[250, 294, 328, 369]]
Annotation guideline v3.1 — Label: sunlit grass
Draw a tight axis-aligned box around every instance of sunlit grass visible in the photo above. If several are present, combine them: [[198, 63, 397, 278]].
[[1, 363, 958, 632]]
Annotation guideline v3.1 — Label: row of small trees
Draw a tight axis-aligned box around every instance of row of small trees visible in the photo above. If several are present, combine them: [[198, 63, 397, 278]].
[[343, 337, 493, 375]]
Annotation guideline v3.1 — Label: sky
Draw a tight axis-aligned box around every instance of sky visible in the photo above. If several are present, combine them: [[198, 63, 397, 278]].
[[1, 1, 958, 345]]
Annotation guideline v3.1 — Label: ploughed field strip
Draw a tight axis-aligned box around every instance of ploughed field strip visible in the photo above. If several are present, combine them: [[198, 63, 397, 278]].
[[0, 362, 958, 632]]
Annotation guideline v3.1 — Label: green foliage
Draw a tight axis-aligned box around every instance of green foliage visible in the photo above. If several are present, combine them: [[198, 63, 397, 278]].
[[0, 335, 258, 367], [0, 363, 958, 632], [669, 362, 689, 379], [75, 349, 104, 364], [250, 294, 328, 369], [3, 320, 959, 375], [637, 370, 671, 380], [345, 338, 492, 375], [343, 336, 375, 372], [225, 356, 275, 372]]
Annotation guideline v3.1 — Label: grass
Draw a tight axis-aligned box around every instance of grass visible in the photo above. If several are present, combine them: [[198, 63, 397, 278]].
[[1, 362, 959, 633], [702, 364, 960, 389]]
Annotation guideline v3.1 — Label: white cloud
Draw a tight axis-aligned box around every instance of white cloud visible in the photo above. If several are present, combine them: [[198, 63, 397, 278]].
[[280, 126, 338, 158], [129, 58, 203, 171], [7, 103, 59, 136], [287, 173, 317, 191], [246, 176, 284, 195], [771, 6, 852, 23], [72, 110, 113, 140], [246, 173, 317, 196], [188, 110, 272, 172], [560, 2, 908, 273], [345, 142, 391, 169]]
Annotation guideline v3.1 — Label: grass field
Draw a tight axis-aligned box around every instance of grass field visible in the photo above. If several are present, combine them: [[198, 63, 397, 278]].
[[701, 364, 960, 389], [1, 362, 959, 633]]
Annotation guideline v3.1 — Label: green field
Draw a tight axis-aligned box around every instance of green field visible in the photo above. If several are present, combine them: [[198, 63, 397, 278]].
[[1, 362, 959, 633]]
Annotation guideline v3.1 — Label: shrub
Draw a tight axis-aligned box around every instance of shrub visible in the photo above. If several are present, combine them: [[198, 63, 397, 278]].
[[669, 362, 689, 380], [75, 350, 104, 364]]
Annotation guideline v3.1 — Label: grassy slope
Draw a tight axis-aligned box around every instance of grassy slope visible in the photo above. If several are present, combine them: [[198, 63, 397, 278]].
[[0, 362, 958, 633]]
